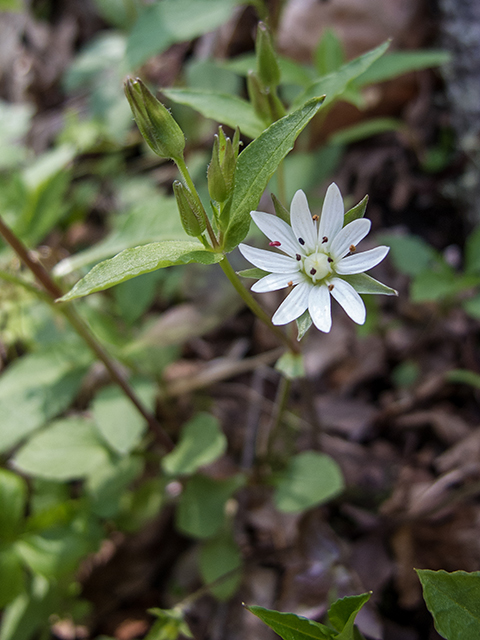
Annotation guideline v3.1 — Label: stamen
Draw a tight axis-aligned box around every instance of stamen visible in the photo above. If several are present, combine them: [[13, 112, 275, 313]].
[[322, 236, 328, 244], [298, 237, 305, 245], [349, 244, 356, 253], [296, 254, 301, 261], [269, 241, 281, 247], [327, 257, 333, 263], [310, 268, 317, 275], [287, 280, 293, 286], [312, 214, 319, 221], [328, 284, 334, 291]]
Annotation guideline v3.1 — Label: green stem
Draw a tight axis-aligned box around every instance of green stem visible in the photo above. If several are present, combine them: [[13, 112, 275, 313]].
[[220, 256, 299, 353], [267, 375, 291, 456], [0, 215, 174, 452], [175, 156, 218, 248]]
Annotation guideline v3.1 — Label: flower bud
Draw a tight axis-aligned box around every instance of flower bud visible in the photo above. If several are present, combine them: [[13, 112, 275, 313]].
[[124, 77, 185, 161], [256, 22, 281, 90], [173, 180, 206, 237], [207, 135, 228, 203]]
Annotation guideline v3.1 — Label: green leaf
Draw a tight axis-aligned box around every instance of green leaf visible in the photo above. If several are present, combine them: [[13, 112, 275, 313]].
[[411, 269, 457, 302], [314, 29, 345, 77], [58, 240, 223, 301], [446, 368, 480, 390], [162, 89, 266, 139], [146, 608, 194, 640], [92, 379, 156, 454], [275, 352, 305, 379], [0, 578, 56, 640], [176, 474, 244, 539], [126, 0, 239, 69], [0, 348, 90, 453], [246, 605, 334, 640], [380, 234, 438, 277], [328, 593, 371, 640], [53, 189, 186, 276], [274, 451, 344, 513], [86, 455, 144, 518], [292, 41, 390, 110], [15, 517, 102, 579], [223, 97, 324, 251], [0, 549, 25, 609], [465, 226, 480, 274], [329, 118, 402, 146], [354, 50, 450, 86], [199, 531, 242, 600], [417, 569, 480, 640], [0, 470, 27, 541], [162, 413, 227, 476], [341, 273, 397, 296], [13, 418, 112, 481]]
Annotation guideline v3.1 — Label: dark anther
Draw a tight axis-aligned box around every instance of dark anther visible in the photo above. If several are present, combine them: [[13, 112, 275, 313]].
[[287, 280, 293, 286], [298, 237, 305, 245], [327, 257, 333, 263], [328, 284, 334, 291], [349, 244, 356, 253], [296, 254, 301, 261], [310, 268, 317, 275], [312, 214, 319, 221], [269, 241, 281, 247], [322, 236, 328, 243]]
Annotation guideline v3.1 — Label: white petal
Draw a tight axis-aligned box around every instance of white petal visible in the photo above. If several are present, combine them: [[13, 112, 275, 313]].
[[290, 190, 318, 253], [335, 246, 390, 275], [329, 218, 371, 260], [272, 282, 310, 325], [308, 284, 332, 333], [252, 271, 304, 293], [239, 243, 298, 273], [318, 183, 344, 249], [329, 277, 366, 324], [250, 211, 300, 258]]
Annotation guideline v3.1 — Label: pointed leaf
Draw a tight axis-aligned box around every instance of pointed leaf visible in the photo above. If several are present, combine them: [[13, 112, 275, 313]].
[[328, 593, 371, 639], [246, 605, 334, 640], [224, 97, 325, 252], [58, 241, 223, 301], [292, 41, 390, 109], [354, 50, 450, 86], [162, 89, 266, 139], [417, 569, 480, 640]]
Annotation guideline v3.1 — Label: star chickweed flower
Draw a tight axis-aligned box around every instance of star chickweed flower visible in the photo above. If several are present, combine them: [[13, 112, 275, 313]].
[[239, 183, 393, 333]]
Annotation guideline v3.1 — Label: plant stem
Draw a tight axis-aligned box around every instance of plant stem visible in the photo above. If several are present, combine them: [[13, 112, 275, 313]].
[[267, 375, 291, 456], [219, 256, 299, 353], [175, 156, 218, 248], [0, 215, 174, 452]]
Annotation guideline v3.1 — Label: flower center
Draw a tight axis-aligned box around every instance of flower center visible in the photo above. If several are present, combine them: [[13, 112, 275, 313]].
[[303, 252, 332, 283]]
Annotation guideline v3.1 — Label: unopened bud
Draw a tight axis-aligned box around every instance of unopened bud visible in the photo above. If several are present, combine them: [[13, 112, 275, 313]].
[[256, 22, 281, 89], [124, 77, 185, 160], [173, 181, 206, 237], [207, 135, 228, 202]]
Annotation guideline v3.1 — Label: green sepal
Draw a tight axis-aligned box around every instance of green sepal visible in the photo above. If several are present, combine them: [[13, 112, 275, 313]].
[[296, 309, 312, 341], [256, 22, 281, 89], [173, 180, 206, 236], [343, 195, 369, 226], [275, 351, 305, 379], [341, 273, 397, 296], [271, 193, 290, 224], [237, 267, 269, 279], [207, 135, 228, 202], [124, 77, 185, 160]]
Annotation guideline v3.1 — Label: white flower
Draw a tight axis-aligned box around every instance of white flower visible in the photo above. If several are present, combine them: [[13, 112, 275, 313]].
[[239, 183, 393, 333]]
